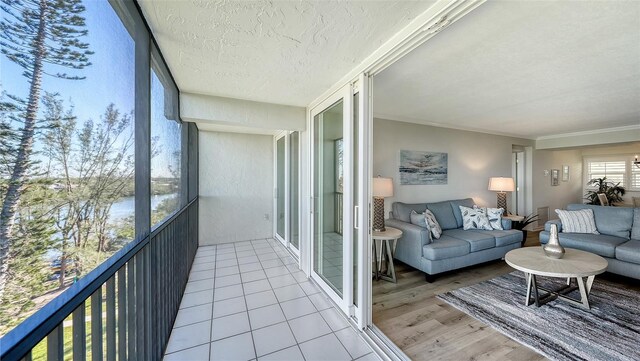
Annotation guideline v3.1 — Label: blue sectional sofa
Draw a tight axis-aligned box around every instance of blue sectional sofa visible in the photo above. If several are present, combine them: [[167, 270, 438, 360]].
[[386, 198, 523, 281], [540, 204, 640, 280]]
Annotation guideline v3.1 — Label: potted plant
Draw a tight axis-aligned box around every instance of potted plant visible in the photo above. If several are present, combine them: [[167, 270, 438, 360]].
[[584, 177, 626, 205], [511, 213, 539, 245]]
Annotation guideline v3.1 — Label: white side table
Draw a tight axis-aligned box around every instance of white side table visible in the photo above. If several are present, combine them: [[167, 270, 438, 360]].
[[372, 227, 403, 283]]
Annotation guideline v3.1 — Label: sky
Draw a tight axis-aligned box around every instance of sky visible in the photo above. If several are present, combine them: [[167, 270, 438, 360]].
[[1, 0, 180, 179]]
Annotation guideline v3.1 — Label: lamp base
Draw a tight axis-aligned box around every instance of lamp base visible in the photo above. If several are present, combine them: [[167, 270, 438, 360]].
[[496, 192, 508, 214], [373, 197, 386, 232]]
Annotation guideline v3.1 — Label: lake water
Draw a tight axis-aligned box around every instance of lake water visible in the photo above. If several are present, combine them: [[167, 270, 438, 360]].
[[109, 193, 177, 221], [45, 193, 177, 261]]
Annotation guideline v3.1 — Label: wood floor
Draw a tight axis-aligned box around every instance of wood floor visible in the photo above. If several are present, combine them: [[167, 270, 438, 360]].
[[372, 232, 548, 361]]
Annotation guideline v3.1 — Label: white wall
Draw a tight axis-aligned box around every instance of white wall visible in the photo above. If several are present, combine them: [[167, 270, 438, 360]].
[[373, 118, 533, 217], [199, 131, 274, 244], [531, 148, 584, 218]]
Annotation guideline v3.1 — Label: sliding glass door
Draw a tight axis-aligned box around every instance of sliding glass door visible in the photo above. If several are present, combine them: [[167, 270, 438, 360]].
[[313, 99, 346, 296], [310, 80, 370, 317], [274, 131, 300, 256]]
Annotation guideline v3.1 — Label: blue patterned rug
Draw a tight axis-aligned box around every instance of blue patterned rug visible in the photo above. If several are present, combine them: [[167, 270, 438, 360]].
[[437, 272, 640, 361]]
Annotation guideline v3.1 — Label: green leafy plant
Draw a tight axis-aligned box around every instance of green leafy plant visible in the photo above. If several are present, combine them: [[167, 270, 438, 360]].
[[512, 213, 540, 231], [584, 177, 626, 205]]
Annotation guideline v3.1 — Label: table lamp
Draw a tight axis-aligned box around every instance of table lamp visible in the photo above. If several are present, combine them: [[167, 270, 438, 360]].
[[373, 177, 394, 232], [488, 177, 515, 213]]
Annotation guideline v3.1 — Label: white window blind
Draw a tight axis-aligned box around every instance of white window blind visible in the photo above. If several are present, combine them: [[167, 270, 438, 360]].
[[632, 163, 640, 190], [586, 160, 626, 187]]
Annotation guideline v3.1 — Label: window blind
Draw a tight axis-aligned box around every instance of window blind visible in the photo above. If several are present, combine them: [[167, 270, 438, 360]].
[[586, 160, 626, 187]]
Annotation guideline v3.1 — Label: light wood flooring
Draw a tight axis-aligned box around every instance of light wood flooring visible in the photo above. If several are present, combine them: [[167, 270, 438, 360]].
[[372, 232, 547, 361]]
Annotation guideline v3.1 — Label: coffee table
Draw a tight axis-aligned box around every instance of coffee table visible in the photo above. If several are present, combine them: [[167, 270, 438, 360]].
[[505, 247, 608, 309]]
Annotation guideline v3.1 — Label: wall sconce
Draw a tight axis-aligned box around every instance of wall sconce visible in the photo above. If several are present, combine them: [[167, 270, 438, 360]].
[[634, 155, 640, 169]]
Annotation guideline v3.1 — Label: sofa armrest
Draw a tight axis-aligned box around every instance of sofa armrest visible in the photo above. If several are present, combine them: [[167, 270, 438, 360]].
[[501, 218, 513, 230], [385, 219, 431, 246], [385, 219, 430, 271], [545, 219, 563, 232]]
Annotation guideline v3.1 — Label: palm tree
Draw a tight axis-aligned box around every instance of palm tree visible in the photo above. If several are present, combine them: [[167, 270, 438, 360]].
[[584, 177, 626, 205]]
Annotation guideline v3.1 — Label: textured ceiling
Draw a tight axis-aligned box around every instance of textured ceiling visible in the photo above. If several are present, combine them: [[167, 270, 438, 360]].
[[374, 1, 640, 139], [138, 0, 436, 107]]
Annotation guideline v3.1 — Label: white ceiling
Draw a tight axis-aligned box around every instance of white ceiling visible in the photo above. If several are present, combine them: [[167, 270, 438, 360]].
[[138, 0, 436, 107], [374, 1, 640, 139]]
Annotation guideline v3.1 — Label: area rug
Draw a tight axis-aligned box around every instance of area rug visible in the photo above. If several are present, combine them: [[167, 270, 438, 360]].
[[437, 272, 640, 361]]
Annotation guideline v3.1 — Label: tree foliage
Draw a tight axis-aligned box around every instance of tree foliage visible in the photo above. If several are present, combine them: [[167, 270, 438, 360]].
[[0, 0, 92, 297]]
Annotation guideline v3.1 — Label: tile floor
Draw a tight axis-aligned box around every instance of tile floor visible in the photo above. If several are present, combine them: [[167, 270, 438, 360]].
[[164, 238, 380, 361]]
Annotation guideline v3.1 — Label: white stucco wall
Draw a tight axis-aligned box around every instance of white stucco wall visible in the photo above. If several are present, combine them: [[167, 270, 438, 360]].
[[373, 118, 533, 217], [199, 131, 274, 244]]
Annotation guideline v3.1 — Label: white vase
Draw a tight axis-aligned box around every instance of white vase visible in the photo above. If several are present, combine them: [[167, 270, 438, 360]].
[[543, 224, 565, 259]]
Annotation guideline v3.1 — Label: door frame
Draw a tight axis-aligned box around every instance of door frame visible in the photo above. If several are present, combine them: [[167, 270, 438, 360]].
[[273, 131, 301, 258], [309, 83, 354, 314], [288, 131, 301, 257], [273, 131, 289, 246]]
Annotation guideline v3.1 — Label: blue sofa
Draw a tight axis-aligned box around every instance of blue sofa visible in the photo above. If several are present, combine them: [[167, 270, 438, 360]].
[[540, 204, 640, 280], [386, 198, 523, 281]]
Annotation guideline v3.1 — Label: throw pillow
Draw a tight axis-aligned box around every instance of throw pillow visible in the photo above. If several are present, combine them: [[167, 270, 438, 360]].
[[424, 209, 442, 239], [410, 210, 433, 242], [459, 206, 493, 231], [486, 207, 504, 230], [555, 209, 599, 234], [410, 210, 428, 229]]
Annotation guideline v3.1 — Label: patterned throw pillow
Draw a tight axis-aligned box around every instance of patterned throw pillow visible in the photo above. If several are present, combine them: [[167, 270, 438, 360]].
[[486, 207, 504, 230], [424, 209, 442, 239], [555, 209, 599, 234], [410, 210, 433, 242], [459, 206, 493, 231]]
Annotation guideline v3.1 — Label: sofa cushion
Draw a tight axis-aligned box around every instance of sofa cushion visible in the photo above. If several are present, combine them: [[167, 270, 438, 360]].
[[426, 201, 458, 230], [442, 229, 496, 252], [616, 241, 640, 264], [566, 204, 633, 239], [616, 240, 640, 265], [472, 229, 523, 247], [556, 233, 628, 258], [423, 236, 470, 261], [632, 208, 640, 241], [449, 198, 475, 228], [392, 202, 427, 223]]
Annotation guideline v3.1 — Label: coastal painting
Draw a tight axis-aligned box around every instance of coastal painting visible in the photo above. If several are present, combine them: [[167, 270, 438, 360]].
[[400, 150, 448, 185]]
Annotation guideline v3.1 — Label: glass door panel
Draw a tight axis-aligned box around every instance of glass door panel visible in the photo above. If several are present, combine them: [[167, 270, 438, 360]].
[[276, 135, 286, 241], [352, 92, 359, 307], [313, 99, 344, 296], [289, 132, 300, 250]]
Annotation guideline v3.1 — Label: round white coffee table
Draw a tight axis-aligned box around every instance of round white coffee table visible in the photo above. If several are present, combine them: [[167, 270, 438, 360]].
[[505, 247, 608, 309], [372, 227, 403, 283]]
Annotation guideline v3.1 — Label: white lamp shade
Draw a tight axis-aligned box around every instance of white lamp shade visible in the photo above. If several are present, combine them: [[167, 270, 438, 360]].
[[488, 177, 515, 192], [373, 177, 394, 197]]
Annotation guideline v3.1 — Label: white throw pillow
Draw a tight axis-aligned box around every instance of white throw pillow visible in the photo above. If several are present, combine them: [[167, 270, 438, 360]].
[[555, 209, 599, 234], [486, 207, 504, 230], [424, 209, 442, 239], [459, 206, 493, 231]]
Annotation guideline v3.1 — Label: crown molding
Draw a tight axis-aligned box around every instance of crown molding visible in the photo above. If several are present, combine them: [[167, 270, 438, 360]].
[[373, 113, 534, 141], [535, 124, 640, 140]]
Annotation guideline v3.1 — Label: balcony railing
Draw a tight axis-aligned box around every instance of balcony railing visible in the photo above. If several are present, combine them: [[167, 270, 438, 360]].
[[1, 198, 199, 361]]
